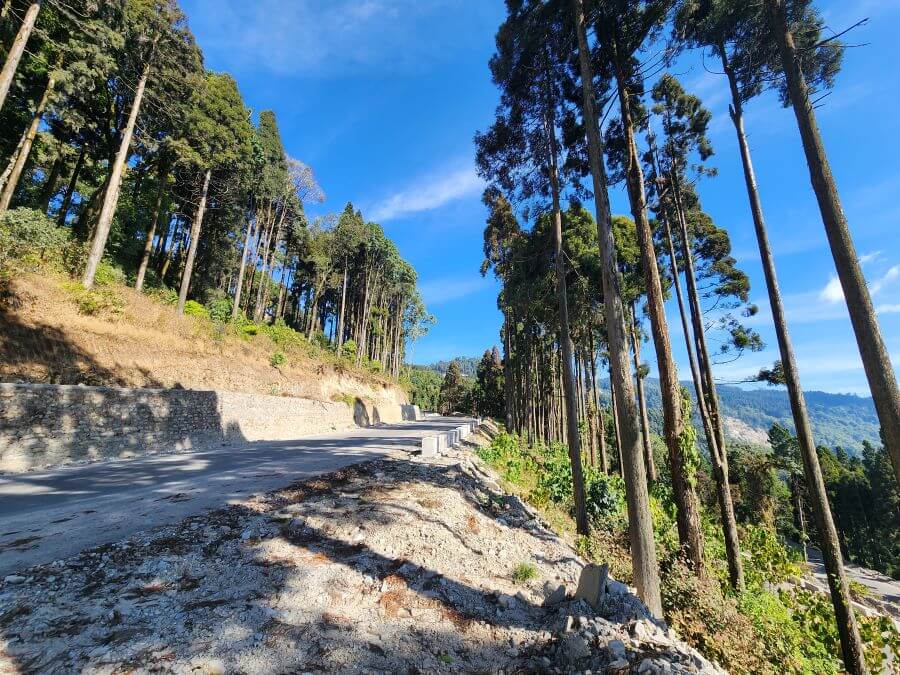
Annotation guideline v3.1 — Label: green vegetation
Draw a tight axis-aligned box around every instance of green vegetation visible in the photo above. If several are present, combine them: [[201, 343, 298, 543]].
[[477, 432, 900, 674], [511, 562, 538, 584], [0, 0, 433, 383]]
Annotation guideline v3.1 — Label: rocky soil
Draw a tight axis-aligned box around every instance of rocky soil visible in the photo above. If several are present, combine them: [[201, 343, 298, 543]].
[[0, 435, 724, 674]]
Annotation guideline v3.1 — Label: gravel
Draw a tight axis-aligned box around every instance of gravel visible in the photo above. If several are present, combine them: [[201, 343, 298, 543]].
[[0, 436, 726, 674]]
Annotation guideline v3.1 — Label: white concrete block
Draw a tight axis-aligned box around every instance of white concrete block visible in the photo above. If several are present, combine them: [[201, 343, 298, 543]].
[[421, 435, 440, 457]]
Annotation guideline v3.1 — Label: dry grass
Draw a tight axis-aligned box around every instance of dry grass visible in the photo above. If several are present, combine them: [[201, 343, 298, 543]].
[[0, 272, 406, 406]]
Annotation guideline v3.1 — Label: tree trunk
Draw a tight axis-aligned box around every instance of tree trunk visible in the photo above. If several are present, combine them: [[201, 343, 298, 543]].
[[544, 82, 589, 537], [57, 145, 84, 226], [275, 266, 287, 320], [176, 169, 211, 314], [159, 216, 181, 282], [610, 29, 704, 574], [38, 146, 64, 213], [337, 264, 348, 347], [135, 164, 167, 292], [723, 23, 866, 670], [630, 304, 656, 483], [657, 194, 745, 589], [0, 1, 41, 115], [0, 67, 55, 212], [82, 34, 157, 288], [768, 0, 900, 489], [231, 214, 255, 320], [609, 376, 624, 475], [252, 214, 275, 322], [573, 0, 661, 616]]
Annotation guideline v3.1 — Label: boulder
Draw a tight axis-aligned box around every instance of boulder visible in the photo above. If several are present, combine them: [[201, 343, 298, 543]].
[[573, 563, 608, 610]]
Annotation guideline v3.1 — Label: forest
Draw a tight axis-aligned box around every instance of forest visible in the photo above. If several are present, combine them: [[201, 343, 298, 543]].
[[467, 0, 900, 673], [1, 0, 899, 673], [0, 0, 432, 376]]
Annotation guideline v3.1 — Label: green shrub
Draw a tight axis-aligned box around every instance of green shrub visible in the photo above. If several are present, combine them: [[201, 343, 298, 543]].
[[62, 282, 125, 317], [741, 525, 802, 589], [661, 558, 771, 674], [583, 469, 625, 521], [737, 588, 834, 674], [340, 339, 357, 361], [262, 318, 301, 347], [776, 588, 900, 673], [270, 351, 286, 368], [511, 562, 538, 583], [0, 208, 71, 270], [206, 298, 232, 323], [182, 300, 209, 318], [150, 287, 179, 305], [477, 433, 536, 485], [92, 260, 126, 287], [237, 318, 259, 338]]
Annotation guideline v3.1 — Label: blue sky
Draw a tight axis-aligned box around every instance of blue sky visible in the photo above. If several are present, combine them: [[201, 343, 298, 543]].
[[181, 0, 900, 395]]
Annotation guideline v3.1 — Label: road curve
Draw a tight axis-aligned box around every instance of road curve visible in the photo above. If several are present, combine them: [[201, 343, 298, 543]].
[[0, 416, 472, 577]]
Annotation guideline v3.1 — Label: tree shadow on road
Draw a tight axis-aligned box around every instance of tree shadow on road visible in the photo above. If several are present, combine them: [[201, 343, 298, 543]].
[[0, 457, 589, 674]]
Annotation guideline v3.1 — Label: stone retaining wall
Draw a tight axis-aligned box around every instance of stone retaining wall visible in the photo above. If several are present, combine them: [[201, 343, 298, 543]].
[[0, 383, 358, 473]]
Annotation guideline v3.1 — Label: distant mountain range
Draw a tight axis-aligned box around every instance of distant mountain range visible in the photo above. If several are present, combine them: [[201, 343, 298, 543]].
[[422, 357, 881, 452], [638, 379, 881, 453]]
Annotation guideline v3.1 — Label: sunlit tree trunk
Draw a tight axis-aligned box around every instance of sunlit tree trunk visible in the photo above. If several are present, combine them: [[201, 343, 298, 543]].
[[0, 1, 42, 114], [610, 28, 704, 574], [573, 0, 661, 615], [135, 163, 168, 292], [768, 0, 900, 490], [231, 212, 256, 320], [176, 168, 211, 314], [0, 66, 56, 212], [544, 90, 589, 535], [721, 21, 866, 669], [630, 303, 656, 483], [83, 35, 158, 288]]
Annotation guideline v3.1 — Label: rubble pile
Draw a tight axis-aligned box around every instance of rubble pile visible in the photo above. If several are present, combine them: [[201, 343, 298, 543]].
[[0, 441, 725, 673]]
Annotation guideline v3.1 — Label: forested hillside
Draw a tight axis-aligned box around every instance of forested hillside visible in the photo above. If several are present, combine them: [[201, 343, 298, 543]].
[[0, 0, 432, 383], [638, 380, 881, 453], [422, 356, 480, 378]]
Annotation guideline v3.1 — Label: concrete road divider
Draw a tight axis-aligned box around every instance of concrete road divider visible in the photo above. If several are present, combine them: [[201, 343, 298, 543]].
[[419, 419, 480, 457]]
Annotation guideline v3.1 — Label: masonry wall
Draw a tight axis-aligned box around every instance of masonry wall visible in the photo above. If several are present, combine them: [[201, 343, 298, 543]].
[[0, 383, 359, 473]]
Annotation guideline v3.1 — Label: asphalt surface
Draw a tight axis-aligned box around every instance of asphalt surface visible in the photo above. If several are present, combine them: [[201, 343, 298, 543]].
[[0, 416, 471, 577], [805, 547, 900, 608]]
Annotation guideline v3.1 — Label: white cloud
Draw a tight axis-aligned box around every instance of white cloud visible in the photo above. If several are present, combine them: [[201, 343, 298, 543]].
[[369, 165, 483, 222], [418, 275, 491, 305], [876, 304, 900, 314], [871, 265, 900, 295], [820, 276, 844, 304], [859, 250, 883, 265], [817, 264, 898, 306]]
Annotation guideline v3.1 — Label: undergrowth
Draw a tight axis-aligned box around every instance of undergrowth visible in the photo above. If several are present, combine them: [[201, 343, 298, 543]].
[[476, 432, 900, 674]]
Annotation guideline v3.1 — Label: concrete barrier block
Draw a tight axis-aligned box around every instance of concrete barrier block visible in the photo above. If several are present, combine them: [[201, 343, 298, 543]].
[[420, 435, 440, 458], [401, 404, 423, 421]]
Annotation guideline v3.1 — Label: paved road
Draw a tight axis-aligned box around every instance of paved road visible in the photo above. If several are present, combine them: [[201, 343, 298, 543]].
[[806, 547, 900, 609], [0, 417, 470, 577]]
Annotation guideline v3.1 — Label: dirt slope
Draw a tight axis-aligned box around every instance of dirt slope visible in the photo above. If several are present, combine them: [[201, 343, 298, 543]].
[[0, 273, 406, 409]]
